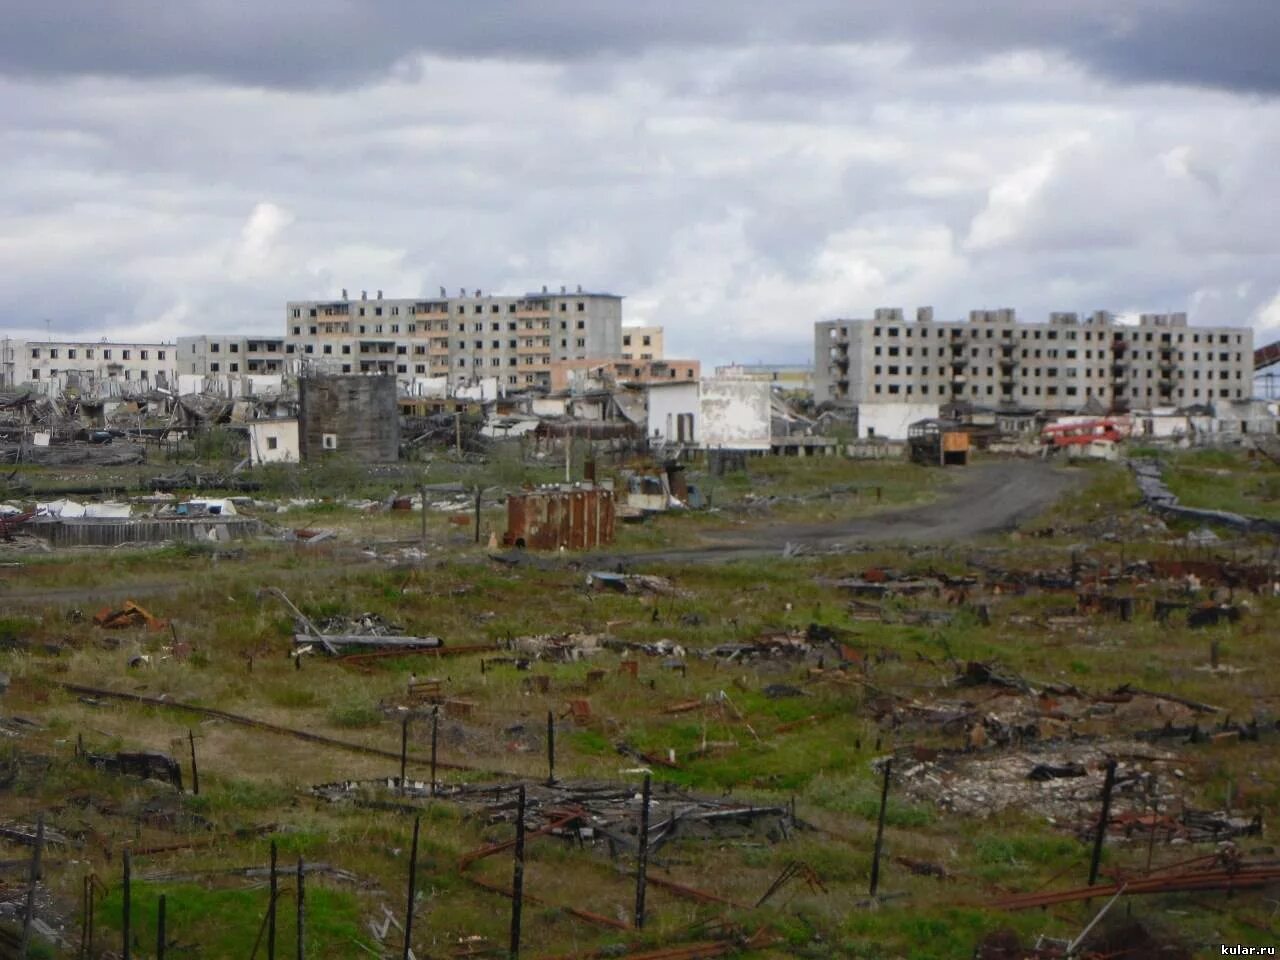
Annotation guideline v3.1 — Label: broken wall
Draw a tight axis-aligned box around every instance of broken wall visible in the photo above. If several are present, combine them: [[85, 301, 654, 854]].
[[700, 378, 771, 451], [298, 374, 400, 462]]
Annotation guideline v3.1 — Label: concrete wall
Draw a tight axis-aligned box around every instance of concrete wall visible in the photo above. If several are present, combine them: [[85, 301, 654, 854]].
[[700, 378, 772, 451], [298, 374, 400, 462], [855, 402, 941, 440], [248, 419, 300, 465], [646, 381, 700, 445]]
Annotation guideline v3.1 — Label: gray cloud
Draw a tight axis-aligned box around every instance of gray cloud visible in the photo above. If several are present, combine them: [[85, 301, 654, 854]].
[[2, 2, 1278, 94], [3, 12, 1280, 368]]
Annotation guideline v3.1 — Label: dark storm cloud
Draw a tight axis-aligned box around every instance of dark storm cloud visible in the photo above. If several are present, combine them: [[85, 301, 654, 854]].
[[2, 1, 1278, 94]]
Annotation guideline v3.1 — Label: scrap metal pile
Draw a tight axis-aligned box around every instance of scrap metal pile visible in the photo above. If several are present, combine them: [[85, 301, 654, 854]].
[[311, 779, 801, 858]]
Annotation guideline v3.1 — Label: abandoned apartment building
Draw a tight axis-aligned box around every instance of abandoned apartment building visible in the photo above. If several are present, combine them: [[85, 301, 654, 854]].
[[815, 307, 1254, 412]]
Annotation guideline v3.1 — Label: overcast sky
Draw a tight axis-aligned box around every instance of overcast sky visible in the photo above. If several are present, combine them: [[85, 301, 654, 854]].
[[3, 2, 1279, 363]]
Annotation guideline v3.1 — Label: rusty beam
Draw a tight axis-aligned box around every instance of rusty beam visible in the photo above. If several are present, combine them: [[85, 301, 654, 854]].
[[53, 681, 507, 775], [458, 809, 586, 870], [987, 865, 1280, 911], [464, 875, 630, 931], [644, 874, 743, 909]]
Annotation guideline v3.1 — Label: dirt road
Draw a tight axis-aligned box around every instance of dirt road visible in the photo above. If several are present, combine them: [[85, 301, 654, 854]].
[[604, 458, 1082, 564]]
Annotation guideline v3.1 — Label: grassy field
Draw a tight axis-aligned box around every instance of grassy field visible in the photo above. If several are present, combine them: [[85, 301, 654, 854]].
[[1159, 447, 1280, 520], [0, 451, 1276, 957]]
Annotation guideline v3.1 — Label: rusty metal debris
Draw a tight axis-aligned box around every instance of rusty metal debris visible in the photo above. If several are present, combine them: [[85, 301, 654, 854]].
[[92, 601, 169, 631], [313, 779, 801, 861], [987, 854, 1280, 910]]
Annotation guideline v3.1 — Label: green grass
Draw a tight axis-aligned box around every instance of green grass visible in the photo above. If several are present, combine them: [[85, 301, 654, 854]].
[[1162, 449, 1280, 520]]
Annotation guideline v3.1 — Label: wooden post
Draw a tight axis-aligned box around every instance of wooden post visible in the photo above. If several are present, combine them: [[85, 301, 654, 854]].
[[122, 848, 132, 960], [155, 894, 166, 960], [420, 485, 428, 546], [296, 857, 305, 960], [267, 840, 278, 960], [188, 730, 199, 796], [400, 714, 410, 794], [79, 875, 88, 960], [869, 759, 892, 897], [430, 706, 439, 796], [508, 785, 526, 960], [87, 874, 95, 960], [19, 814, 43, 959], [402, 816, 420, 960], [546, 710, 555, 786], [634, 774, 651, 929], [1089, 759, 1118, 887], [474, 487, 482, 544], [455, 413, 462, 456]]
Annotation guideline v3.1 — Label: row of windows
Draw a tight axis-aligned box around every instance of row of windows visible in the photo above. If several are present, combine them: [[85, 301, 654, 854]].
[[31, 368, 153, 380], [868, 365, 1243, 381], [866, 345, 1244, 363], [31, 347, 164, 361], [291, 319, 589, 336], [854, 325, 1243, 346], [292, 301, 591, 319], [869, 381, 1246, 400], [622, 334, 653, 347]]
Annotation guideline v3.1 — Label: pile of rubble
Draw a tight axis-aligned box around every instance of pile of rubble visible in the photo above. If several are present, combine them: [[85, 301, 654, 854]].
[[888, 738, 1177, 823]]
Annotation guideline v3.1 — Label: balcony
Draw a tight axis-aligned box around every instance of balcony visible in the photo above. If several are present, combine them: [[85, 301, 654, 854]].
[[999, 355, 1019, 369], [950, 355, 969, 370]]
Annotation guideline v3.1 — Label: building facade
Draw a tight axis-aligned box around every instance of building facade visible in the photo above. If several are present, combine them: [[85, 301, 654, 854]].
[[0, 337, 177, 391], [550, 356, 700, 391], [284, 287, 623, 392], [621, 325, 663, 361], [815, 308, 1254, 412], [176, 335, 288, 376]]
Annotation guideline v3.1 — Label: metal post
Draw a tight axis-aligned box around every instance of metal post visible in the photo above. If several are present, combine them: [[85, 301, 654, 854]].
[[155, 894, 166, 960], [188, 730, 199, 796], [400, 715, 410, 794], [546, 711, 555, 786], [430, 706, 439, 796], [402, 816, 420, 960], [1088, 759, 1118, 886], [19, 814, 43, 958], [475, 487, 482, 544], [508, 786, 526, 960], [122, 848, 132, 960], [267, 840, 277, 960], [869, 759, 892, 897], [296, 858, 305, 960], [634, 774, 651, 929]]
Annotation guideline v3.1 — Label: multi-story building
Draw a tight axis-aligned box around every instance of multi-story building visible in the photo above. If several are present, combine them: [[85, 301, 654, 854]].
[[0, 337, 177, 391], [815, 308, 1254, 412], [284, 286, 623, 391], [176, 335, 288, 376], [621, 325, 663, 361]]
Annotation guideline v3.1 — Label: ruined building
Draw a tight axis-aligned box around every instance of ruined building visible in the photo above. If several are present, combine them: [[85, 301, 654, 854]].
[[298, 373, 400, 462], [815, 308, 1254, 412]]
